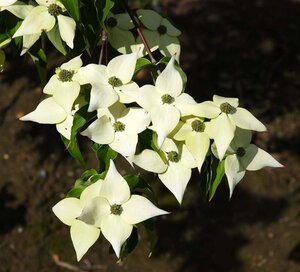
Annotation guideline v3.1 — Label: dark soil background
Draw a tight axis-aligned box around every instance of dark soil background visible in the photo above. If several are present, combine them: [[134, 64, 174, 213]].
[[1, 0, 300, 271]]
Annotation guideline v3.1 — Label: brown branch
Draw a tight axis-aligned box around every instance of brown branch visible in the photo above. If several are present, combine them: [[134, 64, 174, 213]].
[[121, 0, 157, 64], [99, 29, 108, 65]]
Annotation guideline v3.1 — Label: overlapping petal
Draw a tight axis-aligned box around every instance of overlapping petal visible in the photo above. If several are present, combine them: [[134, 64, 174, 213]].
[[122, 195, 168, 224], [70, 219, 100, 261]]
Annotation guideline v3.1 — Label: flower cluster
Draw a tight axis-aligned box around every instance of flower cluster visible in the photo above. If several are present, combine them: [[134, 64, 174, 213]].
[[6, 1, 283, 262], [22, 52, 282, 205]]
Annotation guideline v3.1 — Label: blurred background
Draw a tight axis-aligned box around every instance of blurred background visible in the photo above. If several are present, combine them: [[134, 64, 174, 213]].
[[1, 0, 300, 271]]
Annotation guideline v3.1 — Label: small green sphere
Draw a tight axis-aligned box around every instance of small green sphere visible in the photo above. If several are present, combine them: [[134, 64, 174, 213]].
[[58, 69, 74, 82], [191, 120, 205, 132], [167, 151, 179, 162], [48, 4, 62, 17], [220, 102, 236, 114], [110, 204, 123, 215], [161, 94, 175, 104], [113, 121, 126, 132], [108, 76, 123, 87]]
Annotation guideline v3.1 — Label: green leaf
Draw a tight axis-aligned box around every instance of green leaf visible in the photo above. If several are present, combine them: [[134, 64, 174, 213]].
[[92, 144, 118, 173], [47, 24, 67, 55], [61, 135, 85, 165], [28, 47, 47, 86], [134, 57, 152, 75], [209, 160, 225, 201], [67, 169, 101, 198], [61, 0, 81, 21], [62, 105, 97, 165], [124, 175, 155, 202], [94, 0, 115, 27], [151, 132, 168, 164]]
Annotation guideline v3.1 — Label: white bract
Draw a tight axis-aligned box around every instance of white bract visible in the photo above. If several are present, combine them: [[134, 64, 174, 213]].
[[52, 180, 103, 261], [75, 53, 138, 111], [173, 117, 210, 172], [223, 128, 283, 197], [20, 56, 88, 139], [126, 57, 196, 147], [106, 13, 135, 54], [81, 102, 150, 157], [20, 97, 83, 140], [0, 1, 33, 19], [43, 56, 86, 113], [129, 138, 197, 204], [13, 0, 76, 53], [196, 95, 266, 160], [137, 9, 181, 61], [78, 160, 168, 258]]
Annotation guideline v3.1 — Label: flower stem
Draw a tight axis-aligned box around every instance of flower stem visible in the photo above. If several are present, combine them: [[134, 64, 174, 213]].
[[121, 0, 157, 64], [99, 29, 108, 65]]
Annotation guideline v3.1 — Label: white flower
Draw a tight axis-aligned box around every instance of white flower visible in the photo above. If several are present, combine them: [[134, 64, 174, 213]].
[[81, 102, 150, 157], [52, 181, 103, 261], [126, 56, 196, 147], [195, 95, 266, 160], [0, 0, 17, 7], [75, 53, 138, 111], [129, 138, 197, 204], [78, 160, 168, 258], [20, 97, 82, 139], [43, 55, 84, 113], [223, 128, 283, 198], [173, 117, 210, 172], [13, 0, 76, 52], [137, 9, 181, 61], [0, 1, 33, 19], [106, 13, 135, 54]]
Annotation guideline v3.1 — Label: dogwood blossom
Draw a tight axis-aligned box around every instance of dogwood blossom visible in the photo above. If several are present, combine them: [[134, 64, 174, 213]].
[[43, 55, 84, 113], [0, 1, 33, 19], [13, 0, 76, 53], [125, 56, 196, 147], [81, 102, 150, 157], [52, 180, 102, 261], [173, 117, 211, 172], [106, 13, 135, 54], [137, 9, 181, 61], [75, 52, 138, 111], [195, 95, 266, 160], [78, 160, 168, 258], [129, 138, 197, 204], [20, 97, 83, 139], [223, 128, 283, 197]]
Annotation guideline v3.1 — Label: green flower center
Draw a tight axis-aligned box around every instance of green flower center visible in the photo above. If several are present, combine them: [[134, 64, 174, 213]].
[[157, 25, 167, 35], [161, 94, 175, 104], [167, 151, 179, 162], [220, 102, 236, 114], [113, 121, 126, 132], [236, 147, 246, 157], [106, 17, 118, 28], [110, 204, 123, 215], [108, 76, 123, 87], [58, 69, 74, 82], [48, 4, 62, 17], [191, 120, 205, 132]]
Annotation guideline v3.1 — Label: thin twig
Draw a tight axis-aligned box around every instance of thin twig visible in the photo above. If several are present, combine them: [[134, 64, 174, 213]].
[[121, 0, 157, 64], [52, 255, 106, 271], [99, 29, 108, 65]]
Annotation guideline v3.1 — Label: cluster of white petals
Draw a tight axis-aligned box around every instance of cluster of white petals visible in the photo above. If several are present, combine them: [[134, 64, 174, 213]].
[[12, 0, 76, 55], [53, 160, 168, 260], [21, 52, 283, 203], [106, 10, 181, 61]]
